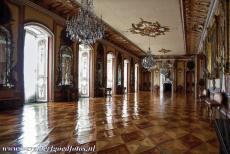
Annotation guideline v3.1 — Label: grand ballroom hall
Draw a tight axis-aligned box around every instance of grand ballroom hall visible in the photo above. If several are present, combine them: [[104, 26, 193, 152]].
[[0, 0, 230, 153]]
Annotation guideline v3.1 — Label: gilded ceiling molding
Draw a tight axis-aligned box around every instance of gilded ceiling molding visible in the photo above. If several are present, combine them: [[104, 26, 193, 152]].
[[198, 0, 218, 53], [130, 18, 170, 37], [183, 0, 211, 54]]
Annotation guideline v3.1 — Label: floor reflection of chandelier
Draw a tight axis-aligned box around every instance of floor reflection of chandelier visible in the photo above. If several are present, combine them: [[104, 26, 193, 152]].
[[66, 0, 104, 44], [142, 47, 155, 71]]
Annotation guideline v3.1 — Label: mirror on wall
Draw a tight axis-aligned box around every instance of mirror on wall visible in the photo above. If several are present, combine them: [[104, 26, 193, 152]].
[[95, 43, 104, 88], [0, 25, 15, 88], [94, 43, 105, 97], [57, 45, 73, 86], [130, 58, 135, 91]]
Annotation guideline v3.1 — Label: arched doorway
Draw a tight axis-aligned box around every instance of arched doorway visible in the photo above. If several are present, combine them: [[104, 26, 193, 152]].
[[78, 44, 91, 97], [160, 69, 172, 93], [107, 53, 114, 94], [24, 23, 54, 103]]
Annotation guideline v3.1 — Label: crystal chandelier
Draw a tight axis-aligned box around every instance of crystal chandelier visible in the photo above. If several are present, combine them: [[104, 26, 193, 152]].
[[160, 60, 172, 76], [142, 47, 155, 71], [66, 0, 105, 44], [160, 68, 170, 76]]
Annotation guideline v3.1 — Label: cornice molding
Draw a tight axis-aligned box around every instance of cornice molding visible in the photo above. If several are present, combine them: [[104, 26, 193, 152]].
[[99, 39, 139, 59], [140, 55, 193, 61], [10, 0, 66, 24], [179, 0, 187, 54]]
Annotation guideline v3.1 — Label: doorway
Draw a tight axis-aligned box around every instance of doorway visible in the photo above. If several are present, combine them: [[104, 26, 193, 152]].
[[107, 53, 114, 93], [24, 24, 53, 103], [78, 44, 91, 97], [160, 70, 164, 93], [124, 59, 129, 94]]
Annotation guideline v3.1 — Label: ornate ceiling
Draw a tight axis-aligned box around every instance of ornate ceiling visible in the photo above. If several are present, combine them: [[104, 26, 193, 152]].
[[29, 0, 144, 57], [29, 0, 211, 57], [91, 0, 186, 56], [183, 0, 211, 54]]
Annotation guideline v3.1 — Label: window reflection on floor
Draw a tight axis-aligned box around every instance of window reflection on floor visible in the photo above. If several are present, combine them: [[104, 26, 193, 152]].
[[76, 98, 93, 144], [22, 104, 48, 147]]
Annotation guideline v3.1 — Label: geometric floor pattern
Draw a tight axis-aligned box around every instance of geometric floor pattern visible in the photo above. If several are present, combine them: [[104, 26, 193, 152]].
[[0, 92, 219, 154]]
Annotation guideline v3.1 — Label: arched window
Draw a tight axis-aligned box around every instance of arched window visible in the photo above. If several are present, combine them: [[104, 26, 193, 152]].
[[135, 63, 139, 92], [107, 53, 114, 89], [78, 44, 91, 97], [124, 59, 129, 93], [24, 23, 54, 103]]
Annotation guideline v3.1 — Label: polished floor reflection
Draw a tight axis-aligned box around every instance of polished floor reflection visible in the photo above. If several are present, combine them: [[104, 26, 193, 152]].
[[0, 92, 219, 154]]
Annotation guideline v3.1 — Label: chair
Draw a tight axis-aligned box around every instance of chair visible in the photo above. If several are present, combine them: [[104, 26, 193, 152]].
[[105, 88, 112, 97], [205, 92, 223, 120]]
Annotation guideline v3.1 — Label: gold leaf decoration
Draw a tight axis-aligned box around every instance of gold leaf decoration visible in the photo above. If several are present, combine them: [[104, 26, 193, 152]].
[[158, 48, 171, 54], [130, 18, 170, 37]]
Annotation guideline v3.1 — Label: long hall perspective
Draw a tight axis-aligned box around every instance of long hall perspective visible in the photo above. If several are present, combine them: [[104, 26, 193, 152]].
[[0, 0, 230, 153]]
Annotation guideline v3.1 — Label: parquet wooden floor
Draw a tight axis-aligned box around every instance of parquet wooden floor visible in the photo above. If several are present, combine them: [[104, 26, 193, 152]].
[[0, 92, 219, 154]]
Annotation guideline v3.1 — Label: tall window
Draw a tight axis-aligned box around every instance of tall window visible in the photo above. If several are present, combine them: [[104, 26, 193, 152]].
[[107, 53, 114, 90], [78, 44, 90, 97], [37, 39, 47, 100], [160, 70, 165, 92], [24, 25, 50, 103], [124, 59, 129, 93], [135, 64, 139, 92]]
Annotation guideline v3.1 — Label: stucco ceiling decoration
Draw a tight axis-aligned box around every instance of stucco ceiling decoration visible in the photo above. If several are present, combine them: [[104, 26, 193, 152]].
[[130, 18, 170, 38], [158, 48, 171, 54], [30, 0, 186, 56], [91, 0, 186, 55], [183, 0, 211, 54]]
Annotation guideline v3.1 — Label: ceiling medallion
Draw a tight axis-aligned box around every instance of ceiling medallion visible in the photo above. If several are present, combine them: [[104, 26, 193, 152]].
[[130, 18, 170, 37], [158, 48, 171, 54]]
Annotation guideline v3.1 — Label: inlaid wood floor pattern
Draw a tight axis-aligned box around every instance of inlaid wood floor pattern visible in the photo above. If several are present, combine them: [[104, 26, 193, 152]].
[[0, 92, 219, 154]]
